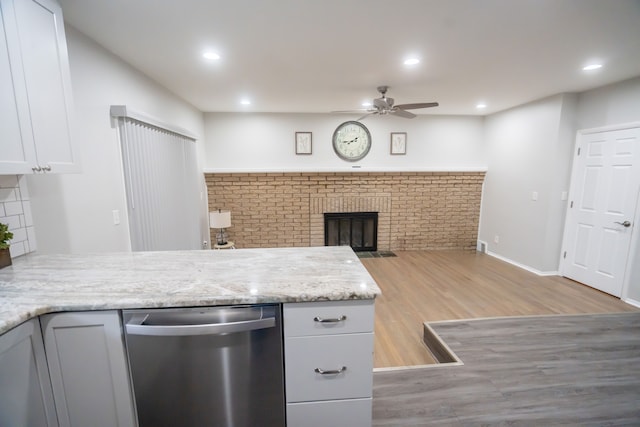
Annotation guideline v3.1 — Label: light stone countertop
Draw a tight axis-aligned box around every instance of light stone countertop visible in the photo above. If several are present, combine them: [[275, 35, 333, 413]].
[[0, 246, 381, 335]]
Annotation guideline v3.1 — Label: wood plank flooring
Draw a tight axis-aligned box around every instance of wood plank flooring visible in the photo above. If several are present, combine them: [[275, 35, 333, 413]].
[[372, 313, 640, 426], [361, 251, 638, 368]]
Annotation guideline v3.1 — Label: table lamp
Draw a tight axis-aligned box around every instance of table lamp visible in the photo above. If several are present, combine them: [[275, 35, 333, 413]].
[[209, 209, 231, 245]]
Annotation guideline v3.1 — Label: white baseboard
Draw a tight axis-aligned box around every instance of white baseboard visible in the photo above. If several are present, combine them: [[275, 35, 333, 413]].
[[623, 297, 640, 308], [485, 250, 559, 277]]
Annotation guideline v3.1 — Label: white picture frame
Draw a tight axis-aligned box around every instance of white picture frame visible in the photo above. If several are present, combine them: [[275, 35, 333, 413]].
[[295, 132, 312, 155], [390, 132, 407, 155]]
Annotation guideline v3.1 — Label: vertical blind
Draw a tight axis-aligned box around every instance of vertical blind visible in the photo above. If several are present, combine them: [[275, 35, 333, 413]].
[[117, 117, 201, 251]]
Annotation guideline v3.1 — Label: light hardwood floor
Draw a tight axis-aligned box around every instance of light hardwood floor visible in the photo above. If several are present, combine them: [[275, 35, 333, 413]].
[[361, 250, 638, 368]]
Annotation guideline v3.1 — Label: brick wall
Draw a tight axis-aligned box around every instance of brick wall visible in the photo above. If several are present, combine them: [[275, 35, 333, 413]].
[[205, 172, 485, 251]]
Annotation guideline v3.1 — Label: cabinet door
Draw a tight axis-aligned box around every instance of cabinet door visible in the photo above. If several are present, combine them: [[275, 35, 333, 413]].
[[287, 398, 372, 427], [41, 311, 136, 427], [285, 333, 374, 402], [0, 0, 36, 174], [0, 318, 58, 427], [11, 0, 77, 173]]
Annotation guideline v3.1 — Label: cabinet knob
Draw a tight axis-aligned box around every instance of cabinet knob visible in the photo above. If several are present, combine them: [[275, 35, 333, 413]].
[[42, 165, 52, 172], [32, 166, 42, 172]]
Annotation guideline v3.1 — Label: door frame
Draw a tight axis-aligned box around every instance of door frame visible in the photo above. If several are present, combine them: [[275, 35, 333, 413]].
[[560, 121, 640, 301]]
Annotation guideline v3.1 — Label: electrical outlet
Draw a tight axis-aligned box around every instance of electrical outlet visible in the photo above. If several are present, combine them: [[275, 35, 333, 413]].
[[494, 235, 499, 244], [112, 210, 120, 225], [532, 191, 538, 201]]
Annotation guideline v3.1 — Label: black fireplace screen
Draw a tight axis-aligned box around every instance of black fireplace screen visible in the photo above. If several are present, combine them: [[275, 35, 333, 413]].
[[324, 212, 378, 252]]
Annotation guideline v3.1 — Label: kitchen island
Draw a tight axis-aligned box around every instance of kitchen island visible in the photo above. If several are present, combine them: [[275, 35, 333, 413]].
[[0, 246, 380, 427]]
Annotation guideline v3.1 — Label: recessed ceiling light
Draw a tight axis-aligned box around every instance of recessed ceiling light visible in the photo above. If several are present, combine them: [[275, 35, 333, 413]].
[[240, 99, 251, 105], [476, 103, 487, 109], [404, 58, 420, 66], [582, 63, 602, 71], [202, 51, 220, 60], [362, 101, 372, 107]]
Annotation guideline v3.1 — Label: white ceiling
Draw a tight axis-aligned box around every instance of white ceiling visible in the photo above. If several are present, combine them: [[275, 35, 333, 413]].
[[58, 0, 640, 116]]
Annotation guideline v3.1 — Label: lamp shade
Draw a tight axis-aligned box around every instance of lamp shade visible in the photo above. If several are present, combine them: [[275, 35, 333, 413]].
[[209, 210, 231, 228]]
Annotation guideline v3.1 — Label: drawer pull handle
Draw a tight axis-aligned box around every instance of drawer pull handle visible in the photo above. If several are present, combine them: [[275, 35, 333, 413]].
[[313, 315, 347, 323], [314, 366, 347, 375]]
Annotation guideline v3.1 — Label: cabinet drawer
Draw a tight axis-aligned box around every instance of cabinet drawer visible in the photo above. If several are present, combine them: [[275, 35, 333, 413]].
[[287, 398, 372, 427], [285, 333, 373, 402], [284, 299, 374, 337]]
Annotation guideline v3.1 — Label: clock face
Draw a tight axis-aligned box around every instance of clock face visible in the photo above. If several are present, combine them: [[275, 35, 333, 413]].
[[332, 121, 372, 161]]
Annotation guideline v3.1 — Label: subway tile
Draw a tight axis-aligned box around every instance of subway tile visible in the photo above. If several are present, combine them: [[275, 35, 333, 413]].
[[0, 175, 35, 257], [17, 175, 29, 200], [26, 226, 37, 252], [9, 241, 26, 258], [22, 202, 33, 227], [9, 227, 27, 243], [3, 201, 23, 216], [1, 215, 21, 230], [0, 188, 17, 202], [0, 175, 19, 188]]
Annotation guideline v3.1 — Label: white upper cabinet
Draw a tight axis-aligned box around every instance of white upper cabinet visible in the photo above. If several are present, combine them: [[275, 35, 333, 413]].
[[0, 0, 77, 174]]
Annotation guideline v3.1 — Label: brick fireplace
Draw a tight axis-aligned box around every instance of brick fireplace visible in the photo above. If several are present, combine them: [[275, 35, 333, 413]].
[[205, 171, 485, 251]]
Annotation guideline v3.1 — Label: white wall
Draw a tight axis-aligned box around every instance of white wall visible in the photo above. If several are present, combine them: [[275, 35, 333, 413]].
[[575, 76, 640, 304], [479, 94, 577, 274], [26, 26, 205, 254], [576, 76, 640, 130], [203, 113, 486, 171]]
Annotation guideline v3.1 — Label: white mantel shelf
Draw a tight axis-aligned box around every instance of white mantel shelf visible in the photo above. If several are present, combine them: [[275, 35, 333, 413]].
[[203, 166, 488, 173], [0, 246, 381, 335]]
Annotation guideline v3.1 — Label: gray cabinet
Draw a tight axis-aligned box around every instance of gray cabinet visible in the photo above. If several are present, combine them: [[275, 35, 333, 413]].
[[0, 318, 58, 427], [41, 311, 136, 427], [0, 0, 77, 174], [284, 299, 375, 427]]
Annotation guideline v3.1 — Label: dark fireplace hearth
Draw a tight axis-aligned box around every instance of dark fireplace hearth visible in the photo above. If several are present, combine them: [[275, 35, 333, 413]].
[[324, 212, 378, 252]]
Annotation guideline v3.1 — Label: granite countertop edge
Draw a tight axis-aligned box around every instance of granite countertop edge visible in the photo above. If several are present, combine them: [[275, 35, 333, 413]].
[[0, 246, 381, 335]]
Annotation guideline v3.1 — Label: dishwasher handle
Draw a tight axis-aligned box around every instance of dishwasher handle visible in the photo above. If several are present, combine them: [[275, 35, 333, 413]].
[[125, 316, 276, 337]]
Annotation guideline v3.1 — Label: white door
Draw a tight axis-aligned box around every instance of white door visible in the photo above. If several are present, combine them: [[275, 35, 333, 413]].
[[561, 125, 640, 297]]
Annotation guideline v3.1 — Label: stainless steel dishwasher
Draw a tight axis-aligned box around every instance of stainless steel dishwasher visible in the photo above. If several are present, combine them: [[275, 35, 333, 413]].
[[123, 304, 285, 427]]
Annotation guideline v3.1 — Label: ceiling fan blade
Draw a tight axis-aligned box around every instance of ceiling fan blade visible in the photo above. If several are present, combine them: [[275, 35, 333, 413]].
[[395, 102, 439, 110], [391, 109, 416, 119]]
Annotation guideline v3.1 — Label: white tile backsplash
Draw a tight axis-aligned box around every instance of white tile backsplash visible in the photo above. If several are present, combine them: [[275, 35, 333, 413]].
[[0, 175, 36, 258], [0, 188, 17, 202]]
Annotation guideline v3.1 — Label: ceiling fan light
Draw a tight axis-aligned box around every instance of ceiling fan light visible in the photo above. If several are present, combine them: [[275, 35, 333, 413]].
[[582, 63, 602, 71]]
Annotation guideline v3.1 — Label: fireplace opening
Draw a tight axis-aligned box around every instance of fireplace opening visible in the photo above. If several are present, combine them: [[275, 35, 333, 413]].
[[324, 212, 378, 252]]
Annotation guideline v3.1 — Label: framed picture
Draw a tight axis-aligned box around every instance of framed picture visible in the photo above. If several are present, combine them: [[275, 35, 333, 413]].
[[295, 132, 312, 155], [390, 132, 407, 155]]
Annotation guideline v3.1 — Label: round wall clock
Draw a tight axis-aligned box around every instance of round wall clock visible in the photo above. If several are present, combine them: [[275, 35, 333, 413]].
[[332, 121, 372, 161]]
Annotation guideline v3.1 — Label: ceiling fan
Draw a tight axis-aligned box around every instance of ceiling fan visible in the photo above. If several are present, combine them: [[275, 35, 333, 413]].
[[334, 86, 439, 120]]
